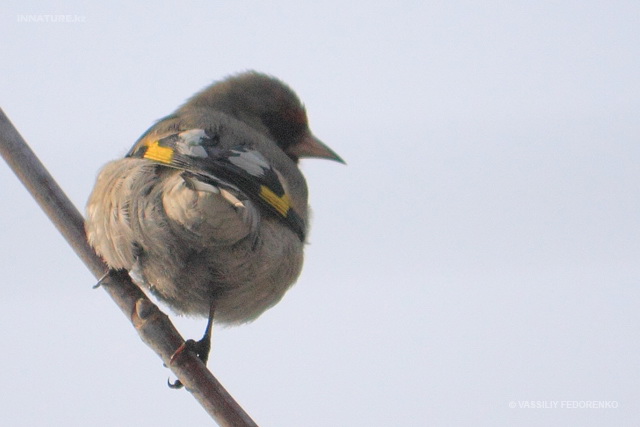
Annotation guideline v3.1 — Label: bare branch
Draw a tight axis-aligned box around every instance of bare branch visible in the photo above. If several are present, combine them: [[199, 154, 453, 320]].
[[0, 108, 258, 427]]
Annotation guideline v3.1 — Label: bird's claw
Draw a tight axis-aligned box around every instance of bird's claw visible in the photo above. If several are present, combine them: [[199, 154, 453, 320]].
[[167, 337, 212, 389]]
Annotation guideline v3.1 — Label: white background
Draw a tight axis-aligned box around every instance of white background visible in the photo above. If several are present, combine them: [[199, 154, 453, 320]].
[[1, 1, 638, 426]]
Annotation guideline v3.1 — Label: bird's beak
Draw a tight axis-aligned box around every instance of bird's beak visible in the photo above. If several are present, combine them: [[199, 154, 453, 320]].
[[289, 133, 346, 164]]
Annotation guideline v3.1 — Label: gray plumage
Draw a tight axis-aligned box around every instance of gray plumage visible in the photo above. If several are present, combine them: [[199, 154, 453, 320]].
[[85, 71, 343, 325]]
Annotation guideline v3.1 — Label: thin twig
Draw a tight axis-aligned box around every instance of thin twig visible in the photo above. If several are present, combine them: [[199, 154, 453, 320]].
[[0, 108, 258, 427]]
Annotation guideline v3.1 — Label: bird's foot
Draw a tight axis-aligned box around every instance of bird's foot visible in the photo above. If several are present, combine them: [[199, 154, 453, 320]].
[[168, 302, 215, 389], [167, 336, 212, 389]]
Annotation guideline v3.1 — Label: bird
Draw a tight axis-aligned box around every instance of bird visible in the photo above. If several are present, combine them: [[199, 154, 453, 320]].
[[85, 71, 344, 387]]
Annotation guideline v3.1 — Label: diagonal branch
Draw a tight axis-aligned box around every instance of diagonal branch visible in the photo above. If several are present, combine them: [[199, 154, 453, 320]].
[[0, 108, 258, 427]]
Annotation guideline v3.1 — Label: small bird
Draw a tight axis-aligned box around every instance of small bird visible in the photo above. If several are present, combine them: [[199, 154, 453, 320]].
[[85, 71, 343, 386]]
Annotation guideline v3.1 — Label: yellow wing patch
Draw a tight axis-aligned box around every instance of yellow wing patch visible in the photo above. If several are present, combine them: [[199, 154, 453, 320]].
[[143, 140, 175, 164], [259, 185, 291, 217]]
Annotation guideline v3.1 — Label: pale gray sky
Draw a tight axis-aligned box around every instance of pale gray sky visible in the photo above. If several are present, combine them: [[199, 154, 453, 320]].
[[1, 1, 639, 426]]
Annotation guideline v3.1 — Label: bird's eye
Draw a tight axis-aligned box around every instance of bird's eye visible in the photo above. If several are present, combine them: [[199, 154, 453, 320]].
[[262, 109, 307, 147]]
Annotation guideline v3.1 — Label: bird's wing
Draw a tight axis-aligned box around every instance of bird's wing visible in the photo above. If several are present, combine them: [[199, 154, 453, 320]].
[[127, 129, 305, 241]]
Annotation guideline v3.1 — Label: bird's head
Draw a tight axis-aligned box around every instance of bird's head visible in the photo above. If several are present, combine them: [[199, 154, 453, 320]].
[[181, 71, 344, 164]]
